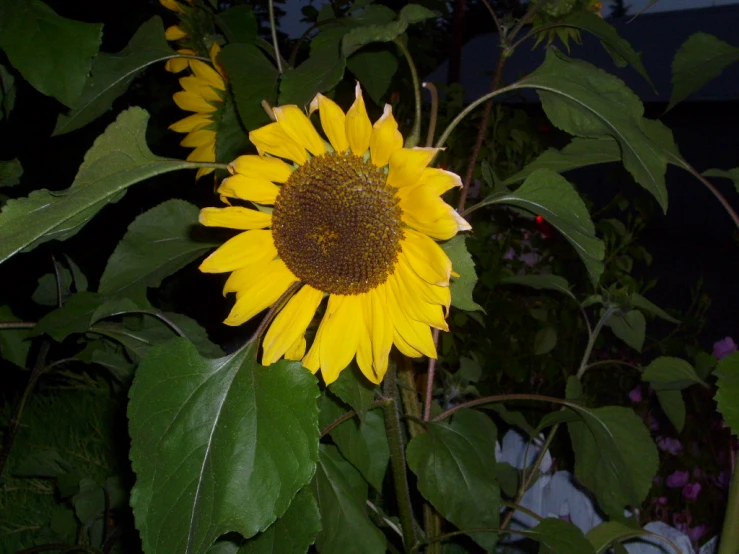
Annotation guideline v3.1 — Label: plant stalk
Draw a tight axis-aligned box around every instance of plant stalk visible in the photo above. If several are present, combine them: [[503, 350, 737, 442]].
[[268, 0, 283, 73], [394, 38, 422, 148], [718, 453, 739, 554]]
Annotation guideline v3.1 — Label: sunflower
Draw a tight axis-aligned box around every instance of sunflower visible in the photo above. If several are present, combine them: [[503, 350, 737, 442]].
[[169, 43, 226, 179], [159, 0, 195, 73], [198, 84, 471, 385]]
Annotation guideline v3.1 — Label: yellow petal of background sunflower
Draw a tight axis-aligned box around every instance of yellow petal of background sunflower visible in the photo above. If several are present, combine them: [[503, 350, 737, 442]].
[[190, 60, 225, 90], [186, 142, 216, 164], [218, 174, 280, 205], [418, 167, 463, 195], [173, 90, 217, 113], [181, 128, 216, 147], [229, 155, 293, 183], [318, 295, 364, 384], [224, 260, 298, 326], [165, 25, 187, 41], [179, 76, 222, 102], [309, 93, 348, 153], [160, 0, 185, 13], [284, 336, 307, 361], [199, 207, 272, 230], [262, 285, 324, 365], [273, 105, 326, 157], [369, 104, 403, 167], [165, 48, 195, 73], [169, 112, 212, 133], [199, 230, 276, 273], [345, 83, 372, 156], [196, 167, 214, 179], [387, 147, 439, 188], [400, 228, 452, 286], [250, 122, 307, 165]]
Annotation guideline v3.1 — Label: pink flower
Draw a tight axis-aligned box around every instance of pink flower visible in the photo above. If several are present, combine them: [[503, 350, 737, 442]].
[[682, 482, 702, 501], [657, 436, 683, 455], [657, 496, 668, 505], [687, 524, 707, 544], [628, 386, 643, 403], [713, 337, 737, 360], [666, 470, 690, 488]]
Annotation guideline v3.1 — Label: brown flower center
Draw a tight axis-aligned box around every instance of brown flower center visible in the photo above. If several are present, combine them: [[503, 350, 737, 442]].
[[272, 152, 404, 295]]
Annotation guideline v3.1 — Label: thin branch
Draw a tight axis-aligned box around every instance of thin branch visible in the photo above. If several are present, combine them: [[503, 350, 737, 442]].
[[433, 392, 579, 422], [51, 255, 63, 308], [423, 328, 441, 421], [500, 500, 544, 522], [480, 0, 504, 37], [394, 38, 422, 148], [0, 321, 36, 330], [423, 82, 439, 147], [268, 0, 283, 73], [320, 400, 386, 437]]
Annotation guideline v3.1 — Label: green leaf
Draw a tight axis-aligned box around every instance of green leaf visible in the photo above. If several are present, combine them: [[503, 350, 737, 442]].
[[320, 395, 389, 491], [347, 49, 399, 105], [280, 37, 346, 107], [0, 64, 16, 120], [442, 235, 483, 312], [669, 32, 739, 112], [73, 477, 105, 524], [561, 12, 651, 86], [655, 390, 685, 433], [53, 17, 174, 135], [129, 338, 320, 554], [567, 406, 658, 518], [694, 351, 717, 380], [503, 138, 621, 185], [35, 292, 108, 342], [534, 327, 557, 356], [477, 169, 605, 284], [406, 409, 500, 551], [0, 305, 32, 367], [329, 364, 377, 420], [0, 108, 195, 264], [495, 462, 519, 498], [586, 521, 648, 552], [99, 199, 216, 296], [605, 309, 645, 352], [630, 292, 679, 324], [524, 518, 595, 554], [219, 44, 278, 131], [704, 167, 739, 194], [313, 444, 386, 554], [341, 4, 436, 56], [642, 356, 707, 390], [499, 274, 575, 301], [0, 0, 102, 107], [714, 352, 739, 437], [32, 256, 88, 306], [216, 5, 257, 45], [0, 158, 22, 187], [215, 93, 250, 169], [517, 50, 668, 211]]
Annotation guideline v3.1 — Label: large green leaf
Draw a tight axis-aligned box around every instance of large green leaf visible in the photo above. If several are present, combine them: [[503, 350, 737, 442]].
[[216, 5, 257, 46], [499, 274, 575, 301], [586, 521, 648, 552], [0, 0, 102, 107], [215, 92, 250, 167], [523, 518, 595, 554], [0, 158, 22, 187], [567, 406, 658, 518], [475, 169, 604, 284], [406, 409, 500, 551], [442, 235, 484, 312], [54, 17, 175, 135], [604, 309, 645, 352], [328, 364, 377, 420], [642, 356, 707, 390], [99, 199, 216, 296], [313, 445, 386, 554], [347, 49, 399, 105], [341, 4, 436, 56], [129, 338, 320, 554], [319, 395, 389, 491], [503, 138, 621, 185], [668, 33, 739, 112], [0, 108, 196, 264], [0, 305, 32, 368], [516, 50, 667, 211], [704, 167, 739, 195], [219, 44, 278, 131], [714, 352, 739, 437], [0, 64, 15, 120], [35, 292, 109, 342], [630, 292, 679, 324], [654, 390, 685, 433]]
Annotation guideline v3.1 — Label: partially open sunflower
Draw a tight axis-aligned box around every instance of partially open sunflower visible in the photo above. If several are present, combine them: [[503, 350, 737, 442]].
[[199, 84, 470, 385]]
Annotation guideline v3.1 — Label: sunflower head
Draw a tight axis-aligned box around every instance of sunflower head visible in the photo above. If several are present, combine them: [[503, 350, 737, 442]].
[[199, 84, 470, 385]]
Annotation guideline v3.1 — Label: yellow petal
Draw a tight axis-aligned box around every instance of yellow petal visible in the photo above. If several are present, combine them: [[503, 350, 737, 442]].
[[392, 327, 423, 357], [165, 57, 189, 73], [199, 207, 272, 230], [218, 174, 281, 205], [387, 271, 448, 331], [224, 260, 298, 326], [399, 184, 471, 240], [345, 82, 372, 156], [169, 112, 212, 133], [356, 330, 377, 384], [199, 230, 276, 273], [397, 257, 451, 311], [165, 25, 187, 41], [365, 285, 393, 382], [181, 128, 216, 148], [309, 93, 348, 153], [273, 105, 326, 157], [190, 59, 225, 90], [262, 285, 324, 365], [284, 335, 306, 361], [319, 295, 364, 384], [186, 141, 215, 163], [386, 276, 437, 358], [370, 104, 403, 167], [160, 0, 185, 13], [173, 90, 218, 113], [249, 122, 307, 165], [418, 167, 462, 195], [179, 76, 222, 102], [400, 228, 452, 286], [387, 147, 439, 188], [196, 167, 214, 179], [302, 315, 326, 374], [229, 155, 293, 183]]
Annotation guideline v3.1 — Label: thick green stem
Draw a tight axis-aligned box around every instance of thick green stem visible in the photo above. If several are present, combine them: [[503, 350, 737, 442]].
[[718, 456, 739, 554], [394, 39, 422, 148], [383, 363, 419, 552]]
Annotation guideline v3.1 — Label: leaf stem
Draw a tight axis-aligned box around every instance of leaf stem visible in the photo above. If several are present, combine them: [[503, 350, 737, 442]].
[[186, 161, 230, 170], [423, 82, 439, 147], [433, 392, 583, 422], [576, 306, 617, 380], [0, 321, 36, 329], [383, 362, 419, 551], [319, 399, 387, 437], [268, 0, 283, 73], [394, 38, 422, 148]]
